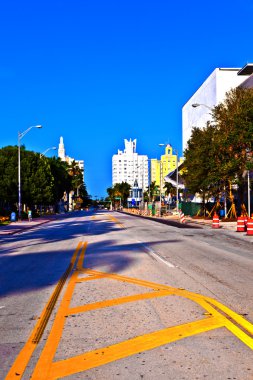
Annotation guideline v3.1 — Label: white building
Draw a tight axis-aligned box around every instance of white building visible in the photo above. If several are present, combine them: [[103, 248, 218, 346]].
[[58, 136, 85, 211], [112, 138, 149, 190], [182, 64, 253, 152], [58, 136, 84, 175]]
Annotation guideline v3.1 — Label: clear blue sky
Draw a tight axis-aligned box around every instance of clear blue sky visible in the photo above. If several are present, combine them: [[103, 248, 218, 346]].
[[1, 0, 253, 198]]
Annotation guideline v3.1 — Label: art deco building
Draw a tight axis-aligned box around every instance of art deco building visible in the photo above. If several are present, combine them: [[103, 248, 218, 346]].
[[112, 138, 149, 191], [58, 136, 84, 174], [151, 144, 184, 194]]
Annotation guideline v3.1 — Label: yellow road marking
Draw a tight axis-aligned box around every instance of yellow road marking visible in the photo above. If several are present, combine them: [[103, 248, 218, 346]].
[[30, 265, 253, 379], [76, 241, 87, 270], [5, 242, 85, 380], [6, 239, 253, 380], [68, 290, 173, 315], [108, 214, 124, 228], [48, 317, 223, 379]]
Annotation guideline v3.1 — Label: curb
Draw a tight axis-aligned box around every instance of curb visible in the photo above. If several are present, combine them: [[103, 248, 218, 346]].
[[0, 219, 55, 236]]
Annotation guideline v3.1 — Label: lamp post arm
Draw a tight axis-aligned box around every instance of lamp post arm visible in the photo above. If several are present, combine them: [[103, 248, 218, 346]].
[[192, 103, 212, 110], [40, 147, 57, 158], [19, 126, 34, 140]]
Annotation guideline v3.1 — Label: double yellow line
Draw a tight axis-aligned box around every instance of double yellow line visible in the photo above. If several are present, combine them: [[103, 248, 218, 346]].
[[6, 241, 87, 380], [6, 238, 253, 379]]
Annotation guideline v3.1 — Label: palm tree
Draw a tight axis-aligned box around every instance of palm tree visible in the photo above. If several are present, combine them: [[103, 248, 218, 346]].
[[163, 182, 175, 197], [149, 181, 160, 202], [106, 182, 131, 207]]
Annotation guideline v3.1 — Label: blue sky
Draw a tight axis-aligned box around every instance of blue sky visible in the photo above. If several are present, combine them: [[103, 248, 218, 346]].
[[1, 0, 253, 198]]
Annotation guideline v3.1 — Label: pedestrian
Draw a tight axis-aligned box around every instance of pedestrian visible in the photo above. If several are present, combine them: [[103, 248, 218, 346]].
[[28, 209, 32, 222]]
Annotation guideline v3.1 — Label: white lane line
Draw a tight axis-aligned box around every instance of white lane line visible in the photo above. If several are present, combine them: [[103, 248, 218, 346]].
[[0, 306, 5, 309], [137, 240, 175, 268]]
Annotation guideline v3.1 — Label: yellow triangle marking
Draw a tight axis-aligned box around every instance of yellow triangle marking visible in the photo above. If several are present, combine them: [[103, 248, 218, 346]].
[[47, 317, 223, 379]]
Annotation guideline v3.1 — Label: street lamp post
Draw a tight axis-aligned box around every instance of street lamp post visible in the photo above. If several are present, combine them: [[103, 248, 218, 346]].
[[248, 170, 251, 217], [159, 160, 163, 217], [175, 149, 179, 213], [40, 146, 56, 158], [18, 125, 42, 220]]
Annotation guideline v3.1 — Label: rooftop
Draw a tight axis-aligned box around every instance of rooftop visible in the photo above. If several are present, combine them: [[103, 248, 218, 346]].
[[237, 63, 253, 76]]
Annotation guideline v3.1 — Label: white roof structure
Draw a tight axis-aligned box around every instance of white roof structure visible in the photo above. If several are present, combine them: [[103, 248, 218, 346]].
[[182, 64, 253, 151]]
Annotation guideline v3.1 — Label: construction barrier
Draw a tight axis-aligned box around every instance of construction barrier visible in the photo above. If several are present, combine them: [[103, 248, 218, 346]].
[[244, 216, 248, 230], [179, 211, 186, 223], [237, 216, 246, 232], [212, 213, 220, 229], [247, 218, 253, 236]]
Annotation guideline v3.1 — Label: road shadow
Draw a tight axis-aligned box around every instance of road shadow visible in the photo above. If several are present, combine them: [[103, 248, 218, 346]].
[[0, 235, 181, 297], [119, 211, 203, 229]]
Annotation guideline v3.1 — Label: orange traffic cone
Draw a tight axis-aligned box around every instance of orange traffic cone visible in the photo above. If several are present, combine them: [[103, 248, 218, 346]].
[[179, 211, 186, 223], [212, 212, 220, 229]]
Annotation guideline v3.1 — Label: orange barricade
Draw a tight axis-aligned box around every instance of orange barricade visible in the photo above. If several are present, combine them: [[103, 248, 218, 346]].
[[237, 216, 246, 232], [246, 218, 253, 236], [212, 213, 220, 229]]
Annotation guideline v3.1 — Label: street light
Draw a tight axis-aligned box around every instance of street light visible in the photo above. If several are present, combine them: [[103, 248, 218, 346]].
[[245, 148, 252, 217], [248, 170, 251, 217], [18, 125, 42, 220], [192, 103, 212, 110], [40, 146, 56, 158], [159, 143, 179, 213]]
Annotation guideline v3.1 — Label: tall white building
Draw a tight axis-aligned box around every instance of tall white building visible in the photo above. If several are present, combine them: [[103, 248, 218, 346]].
[[182, 64, 253, 151], [58, 136, 84, 175], [112, 138, 149, 190]]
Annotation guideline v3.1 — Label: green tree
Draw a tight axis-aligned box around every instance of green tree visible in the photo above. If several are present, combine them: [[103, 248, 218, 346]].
[[0, 146, 19, 208], [163, 182, 175, 197], [0, 146, 89, 212], [48, 157, 72, 204], [68, 160, 84, 191], [21, 151, 54, 207], [148, 181, 160, 201], [212, 87, 253, 201], [183, 124, 218, 202], [183, 87, 253, 209], [106, 182, 131, 207]]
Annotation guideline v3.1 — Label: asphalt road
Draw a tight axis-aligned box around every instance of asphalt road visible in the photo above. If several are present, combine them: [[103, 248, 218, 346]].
[[1, 210, 253, 380]]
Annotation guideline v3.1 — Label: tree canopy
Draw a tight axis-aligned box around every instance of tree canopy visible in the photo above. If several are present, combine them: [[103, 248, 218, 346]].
[[0, 146, 88, 211], [106, 182, 131, 207], [183, 87, 253, 204]]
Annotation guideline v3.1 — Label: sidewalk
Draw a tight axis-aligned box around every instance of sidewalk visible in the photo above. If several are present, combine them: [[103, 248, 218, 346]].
[[121, 210, 253, 242], [0, 214, 60, 236]]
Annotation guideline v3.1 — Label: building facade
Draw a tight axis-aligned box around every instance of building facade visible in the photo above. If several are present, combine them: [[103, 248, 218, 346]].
[[58, 136, 84, 211], [58, 136, 84, 174], [182, 64, 253, 152], [151, 145, 183, 193], [112, 138, 149, 190]]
